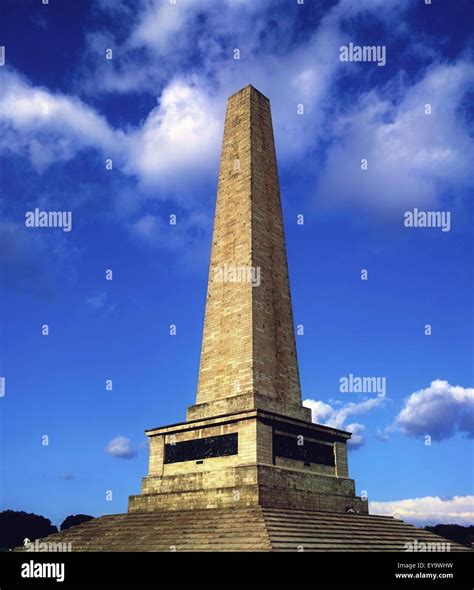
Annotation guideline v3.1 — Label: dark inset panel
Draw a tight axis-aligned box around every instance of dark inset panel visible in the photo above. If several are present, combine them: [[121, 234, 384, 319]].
[[260, 416, 348, 443], [164, 433, 238, 464], [273, 433, 335, 467]]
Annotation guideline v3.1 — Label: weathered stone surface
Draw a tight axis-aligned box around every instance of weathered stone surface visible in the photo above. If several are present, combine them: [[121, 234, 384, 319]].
[[189, 85, 309, 422], [17, 508, 471, 552]]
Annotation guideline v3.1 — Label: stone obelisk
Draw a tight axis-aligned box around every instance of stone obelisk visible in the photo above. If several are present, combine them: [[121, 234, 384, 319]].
[[129, 85, 366, 514], [189, 85, 308, 422]]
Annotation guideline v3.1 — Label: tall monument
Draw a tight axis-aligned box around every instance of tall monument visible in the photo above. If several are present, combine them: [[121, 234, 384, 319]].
[[26, 86, 469, 551], [128, 85, 367, 515]]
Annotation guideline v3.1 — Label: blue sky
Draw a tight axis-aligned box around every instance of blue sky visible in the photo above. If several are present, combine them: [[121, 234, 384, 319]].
[[0, 0, 473, 528]]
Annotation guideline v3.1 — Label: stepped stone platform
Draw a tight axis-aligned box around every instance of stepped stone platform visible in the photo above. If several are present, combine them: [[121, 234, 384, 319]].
[[17, 508, 471, 552]]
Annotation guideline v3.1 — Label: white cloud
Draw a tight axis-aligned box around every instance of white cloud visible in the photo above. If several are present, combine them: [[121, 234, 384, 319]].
[[390, 380, 474, 441], [0, 69, 220, 191], [73, 0, 353, 166], [78, 29, 155, 95], [303, 396, 384, 448], [130, 0, 189, 52], [126, 78, 221, 188], [370, 495, 474, 526], [75, 0, 474, 218], [129, 0, 273, 55], [105, 436, 137, 459], [2, 0, 472, 224], [316, 61, 474, 212], [0, 69, 121, 172], [345, 423, 365, 447], [83, 0, 273, 95], [303, 400, 335, 424], [0, 70, 107, 136]]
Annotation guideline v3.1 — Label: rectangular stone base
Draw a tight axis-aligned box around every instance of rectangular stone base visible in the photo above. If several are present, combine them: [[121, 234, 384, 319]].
[[130, 409, 367, 515], [128, 464, 368, 515]]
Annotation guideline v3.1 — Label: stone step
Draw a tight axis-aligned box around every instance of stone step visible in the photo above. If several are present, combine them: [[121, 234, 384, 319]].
[[265, 517, 417, 530], [16, 507, 471, 552]]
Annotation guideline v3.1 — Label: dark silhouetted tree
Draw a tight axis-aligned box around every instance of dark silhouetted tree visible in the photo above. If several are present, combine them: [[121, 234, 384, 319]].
[[0, 510, 57, 550], [424, 524, 474, 548]]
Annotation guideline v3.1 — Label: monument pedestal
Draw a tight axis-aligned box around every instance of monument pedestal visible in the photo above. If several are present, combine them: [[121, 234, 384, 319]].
[[128, 409, 368, 515]]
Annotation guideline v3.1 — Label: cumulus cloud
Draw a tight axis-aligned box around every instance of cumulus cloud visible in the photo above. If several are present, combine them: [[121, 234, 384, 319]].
[[0, 69, 220, 192], [130, 0, 190, 52], [80, 0, 273, 96], [126, 79, 221, 187], [1, 0, 472, 223], [316, 61, 474, 213], [345, 423, 366, 448], [370, 495, 474, 526], [0, 69, 121, 172], [303, 397, 384, 448], [78, 29, 155, 95], [127, 0, 274, 56], [76, 0, 415, 167], [105, 436, 137, 459], [389, 380, 474, 441]]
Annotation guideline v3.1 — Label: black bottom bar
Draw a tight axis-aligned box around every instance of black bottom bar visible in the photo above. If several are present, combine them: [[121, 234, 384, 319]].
[[0, 551, 472, 588]]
